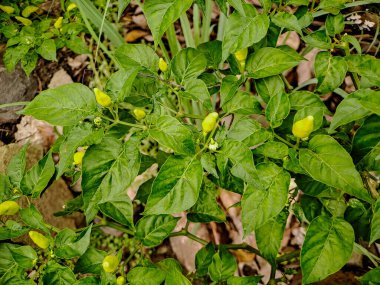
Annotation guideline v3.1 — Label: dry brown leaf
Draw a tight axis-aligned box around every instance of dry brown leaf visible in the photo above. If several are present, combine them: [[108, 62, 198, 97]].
[[125, 30, 149, 42]]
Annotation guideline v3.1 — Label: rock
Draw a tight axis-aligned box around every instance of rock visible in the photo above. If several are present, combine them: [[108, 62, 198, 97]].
[[48, 68, 73, 88], [0, 52, 37, 124]]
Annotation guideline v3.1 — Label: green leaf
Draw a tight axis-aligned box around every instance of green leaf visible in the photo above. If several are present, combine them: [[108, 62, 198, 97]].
[[118, 0, 131, 20], [346, 55, 380, 87], [72, 0, 124, 47], [227, 0, 249, 15], [200, 152, 219, 178], [254, 75, 285, 103], [3, 45, 30, 72], [115, 44, 159, 72], [55, 226, 92, 259], [220, 75, 242, 106], [227, 116, 272, 147], [65, 37, 90, 54], [271, 11, 302, 34], [223, 90, 261, 115], [289, 91, 328, 112], [7, 144, 27, 189], [353, 115, 380, 171], [21, 52, 38, 76], [42, 261, 77, 285], [314, 52, 347, 94], [317, 0, 349, 15], [370, 198, 380, 244], [82, 137, 141, 222], [0, 174, 12, 202], [127, 266, 166, 285], [0, 225, 29, 241], [0, 243, 37, 272], [256, 211, 287, 265], [143, 0, 193, 47], [197, 40, 222, 69], [98, 192, 134, 228], [187, 178, 226, 223], [357, 267, 380, 285], [222, 12, 269, 61], [265, 92, 290, 128], [247, 46, 304, 79], [296, 175, 340, 199], [182, 78, 212, 111], [299, 135, 373, 203], [219, 139, 261, 188], [20, 152, 55, 197], [208, 247, 237, 282], [304, 30, 332, 49], [253, 141, 289, 159], [326, 13, 344, 36], [105, 67, 140, 102], [19, 205, 50, 233], [37, 39, 56, 61], [171, 47, 207, 84], [145, 156, 203, 215], [22, 83, 97, 126], [195, 243, 215, 276], [75, 247, 106, 274], [241, 162, 290, 234], [57, 123, 104, 177], [301, 216, 354, 284], [148, 115, 195, 155], [329, 89, 380, 132], [136, 215, 179, 247], [227, 276, 261, 285]]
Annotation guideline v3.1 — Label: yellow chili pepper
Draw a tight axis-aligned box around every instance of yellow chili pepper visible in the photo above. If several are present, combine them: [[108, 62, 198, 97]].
[[133, 108, 146, 120], [234, 48, 248, 62], [202, 112, 219, 135], [292, 115, 314, 139], [158, 58, 168, 72], [29, 231, 50, 249], [22, 6, 39, 18], [54, 16, 63, 29], [0, 5, 14, 14], [0, 201, 20, 216], [15, 16, 32, 26], [102, 255, 119, 273], [94, 88, 112, 107], [116, 276, 125, 285], [67, 3, 77, 12], [73, 151, 85, 165]]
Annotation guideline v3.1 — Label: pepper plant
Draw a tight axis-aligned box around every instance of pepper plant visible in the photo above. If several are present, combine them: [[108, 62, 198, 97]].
[[1, 0, 380, 284]]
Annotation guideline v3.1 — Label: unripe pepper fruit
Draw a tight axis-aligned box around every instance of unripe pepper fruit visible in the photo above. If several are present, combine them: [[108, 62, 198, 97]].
[[292, 115, 314, 139], [15, 16, 32, 26], [0, 5, 15, 14], [0, 201, 20, 215], [29, 231, 50, 249], [73, 151, 85, 165], [234, 48, 248, 62], [116, 276, 125, 285], [22, 6, 39, 18], [54, 17, 63, 29], [133, 108, 146, 120], [102, 255, 119, 273], [94, 88, 112, 107], [202, 112, 219, 135], [158, 58, 168, 72], [67, 3, 77, 12]]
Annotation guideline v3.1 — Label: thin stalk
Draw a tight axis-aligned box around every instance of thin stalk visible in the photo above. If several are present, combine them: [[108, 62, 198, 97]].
[[169, 229, 208, 245], [201, 0, 212, 43], [94, 0, 111, 64], [193, 4, 201, 46], [180, 12, 195, 48], [274, 133, 296, 148], [158, 38, 170, 62], [216, 8, 227, 41], [101, 116, 146, 129], [124, 245, 140, 265], [281, 74, 293, 91], [276, 249, 300, 263], [166, 25, 180, 55], [0, 101, 29, 109], [105, 221, 135, 235]]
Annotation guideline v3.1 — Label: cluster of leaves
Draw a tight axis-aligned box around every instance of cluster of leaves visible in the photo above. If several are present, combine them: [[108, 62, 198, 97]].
[[0, 0, 89, 75], [1, 0, 380, 284]]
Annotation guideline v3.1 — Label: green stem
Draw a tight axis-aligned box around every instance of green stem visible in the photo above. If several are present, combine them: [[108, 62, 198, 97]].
[[281, 74, 293, 91], [216, 7, 227, 41], [193, 4, 200, 46], [0, 101, 29, 109], [124, 244, 140, 265], [273, 133, 295, 148], [101, 116, 146, 129], [105, 221, 135, 236], [276, 249, 300, 263], [224, 243, 262, 257], [177, 113, 204, 119], [180, 12, 195, 48], [201, 0, 212, 43], [169, 229, 208, 245], [158, 38, 170, 62], [166, 24, 180, 55]]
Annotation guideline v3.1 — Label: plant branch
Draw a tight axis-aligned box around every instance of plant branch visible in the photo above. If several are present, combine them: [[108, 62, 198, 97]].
[[0, 101, 29, 109]]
